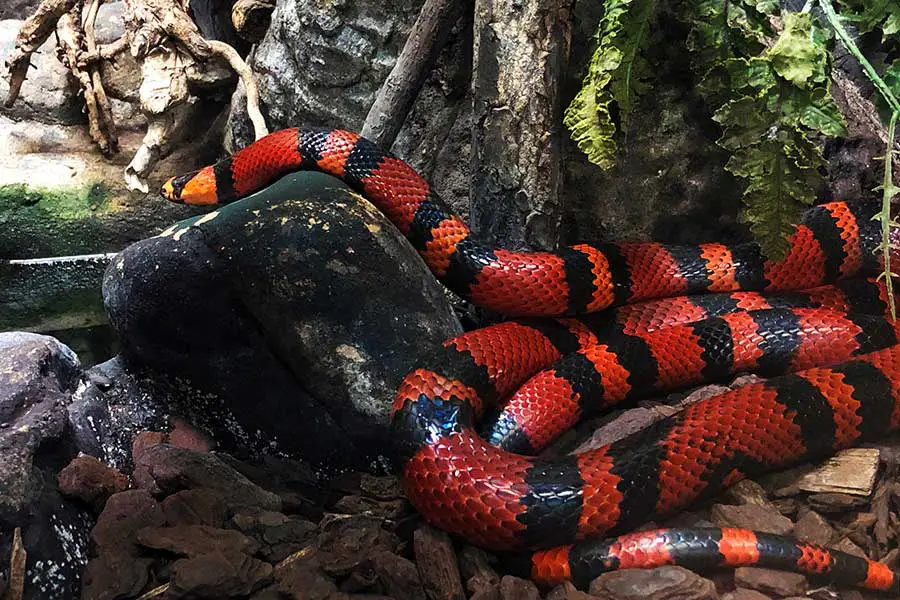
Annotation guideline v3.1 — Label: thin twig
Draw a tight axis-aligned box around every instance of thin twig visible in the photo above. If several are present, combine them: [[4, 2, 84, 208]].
[[207, 39, 267, 139], [818, 0, 900, 319]]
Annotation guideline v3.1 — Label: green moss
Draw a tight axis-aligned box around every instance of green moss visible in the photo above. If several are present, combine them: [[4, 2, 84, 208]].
[[0, 180, 196, 259], [0, 182, 112, 220]]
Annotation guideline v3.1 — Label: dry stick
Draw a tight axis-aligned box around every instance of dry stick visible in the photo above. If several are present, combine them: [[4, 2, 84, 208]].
[[4, 0, 80, 106], [207, 39, 268, 139], [360, 0, 467, 149], [57, 9, 115, 154], [83, 0, 119, 152], [5, 527, 26, 600]]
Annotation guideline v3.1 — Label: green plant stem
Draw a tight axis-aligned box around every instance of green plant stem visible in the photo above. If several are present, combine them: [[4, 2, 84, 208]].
[[817, 0, 900, 113], [819, 0, 900, 319], [880, 110, 899, 319]]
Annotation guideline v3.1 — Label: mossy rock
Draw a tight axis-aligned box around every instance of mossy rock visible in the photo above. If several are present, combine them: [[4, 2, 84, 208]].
[[0, 182, 204, 259]]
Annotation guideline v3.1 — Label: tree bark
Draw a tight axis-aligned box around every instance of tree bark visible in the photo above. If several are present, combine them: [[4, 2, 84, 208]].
[[361, 0, 468, 149], [470, 0, 573, 251]]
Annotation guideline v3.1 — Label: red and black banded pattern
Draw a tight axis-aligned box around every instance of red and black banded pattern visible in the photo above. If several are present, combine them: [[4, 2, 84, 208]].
[[162, 128, 898, 317], [162, 128, 900, 593], [485, 307, 900, 453], [574, 276, 895, 339], [530, 528, 899, 593], [392, 345, 900, 547]]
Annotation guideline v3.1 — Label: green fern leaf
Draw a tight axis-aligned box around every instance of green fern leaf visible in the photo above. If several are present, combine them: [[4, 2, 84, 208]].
[[564, 80, 618, 169], [767, 13, 828, 87], [726, 132, 820, 258], [712, 96, 773, 150], [698, 57, 776, 106], [564, 0, 656, 168], [775, 84, 848, 136], [836, 0, 900, 41], [609, 0, 655, 133]]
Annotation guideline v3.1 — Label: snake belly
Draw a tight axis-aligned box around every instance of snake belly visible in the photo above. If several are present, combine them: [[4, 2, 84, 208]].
[[162, 128, 900, 593]]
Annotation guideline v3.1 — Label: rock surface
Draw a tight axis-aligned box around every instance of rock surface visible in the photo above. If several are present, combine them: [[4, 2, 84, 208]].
[[588, 567, 718, 600], [0, 9, 215, 262], [103, 172, 462, 471], [66, 355, 170, 470], [0, 332, 92, 600], [226, 0, 474, 225]]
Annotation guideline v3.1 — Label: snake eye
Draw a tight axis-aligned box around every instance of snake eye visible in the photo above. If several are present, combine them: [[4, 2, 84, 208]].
[[160, 178, 180, 201]]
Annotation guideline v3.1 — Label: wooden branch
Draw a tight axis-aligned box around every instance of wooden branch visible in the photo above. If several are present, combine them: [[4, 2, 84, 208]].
[[124, 43, 195, 192], [56, 8, 118, 155], [126, 0, 211, 61], [4, 0, 79, 107], [360, 0, 468, 149], [77, 36, 129, 68], [469, 0, 573, 251], [207, 39, 267, 139], [231, 0, 275, 42], [83, 0, 119, 153]]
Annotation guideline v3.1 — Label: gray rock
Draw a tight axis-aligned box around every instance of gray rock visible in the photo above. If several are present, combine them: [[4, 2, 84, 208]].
[[0, 332, 79, 522], [0, 0, 40, 20], [103, 171, 461, 472], [0, 19, 80, 124], [0, 332, 92, 600], [226, 0, 474, 221]]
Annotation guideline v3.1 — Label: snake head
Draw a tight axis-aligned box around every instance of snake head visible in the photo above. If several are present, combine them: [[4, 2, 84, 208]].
[[160, 168, 220, 206]]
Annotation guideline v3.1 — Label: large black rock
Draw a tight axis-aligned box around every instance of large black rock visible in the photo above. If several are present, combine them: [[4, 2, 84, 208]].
[[102, 172, 462, 472]]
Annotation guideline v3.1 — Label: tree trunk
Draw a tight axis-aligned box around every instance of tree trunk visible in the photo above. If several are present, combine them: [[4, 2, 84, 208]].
[[470, 0, 573, 251]]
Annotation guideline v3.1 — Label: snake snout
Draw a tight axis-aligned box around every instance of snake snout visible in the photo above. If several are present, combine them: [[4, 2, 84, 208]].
[[160, 168, 220, 206]]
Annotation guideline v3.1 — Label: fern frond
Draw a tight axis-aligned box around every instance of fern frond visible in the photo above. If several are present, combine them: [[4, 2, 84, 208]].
[[683, 3, 844, 259], [564, 0, 656, 168], [767, 13, 828, 87], [834, 0, 900, 40], [725, 133, 820, 258]]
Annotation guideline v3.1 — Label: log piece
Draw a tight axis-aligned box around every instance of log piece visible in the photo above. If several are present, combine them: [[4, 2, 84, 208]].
[[470, 0, 573, 251]]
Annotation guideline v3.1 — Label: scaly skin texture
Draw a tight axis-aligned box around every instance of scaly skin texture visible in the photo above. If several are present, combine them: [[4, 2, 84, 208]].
[[162, 128, 897, 317], [163, 128, 900, 593]]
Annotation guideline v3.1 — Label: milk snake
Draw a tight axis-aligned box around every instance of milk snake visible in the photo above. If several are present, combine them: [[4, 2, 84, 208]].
[[162, 127, 900, 593]]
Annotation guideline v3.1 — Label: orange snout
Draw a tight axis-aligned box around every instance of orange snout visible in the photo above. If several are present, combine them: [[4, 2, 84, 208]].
[[160, 167, 220, 206]]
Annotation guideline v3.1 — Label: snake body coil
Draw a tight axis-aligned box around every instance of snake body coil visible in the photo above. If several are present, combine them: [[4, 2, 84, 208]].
[[163, 128, 900, 593]]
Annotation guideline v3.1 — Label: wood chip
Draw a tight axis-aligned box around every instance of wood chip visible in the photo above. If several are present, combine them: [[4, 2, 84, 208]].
[[721, 480, 773, 508], [791, 448, 879, 496], [413, 524, 465, 600], [6, 527, 26, 600], [135, 583, 170, 600]]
